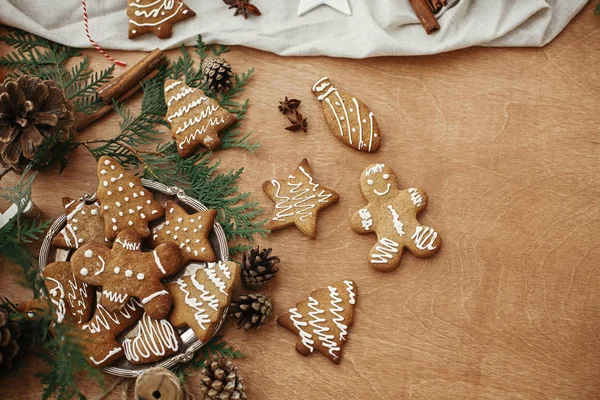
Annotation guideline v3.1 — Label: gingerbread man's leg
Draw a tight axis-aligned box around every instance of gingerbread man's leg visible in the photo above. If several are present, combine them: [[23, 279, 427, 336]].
[[138, 282, 173, 320], [405, 225, 441, 259], [368, 236, 403, 272]]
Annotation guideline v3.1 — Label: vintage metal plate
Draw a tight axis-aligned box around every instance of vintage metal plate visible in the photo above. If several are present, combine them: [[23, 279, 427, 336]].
[[38, 179, 229, 377]]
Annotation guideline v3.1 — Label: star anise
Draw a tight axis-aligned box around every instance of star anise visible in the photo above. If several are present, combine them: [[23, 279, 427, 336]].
[[285, 110, 308, 133], [223, 0, 261, 19], [278, 97, 301, 115]]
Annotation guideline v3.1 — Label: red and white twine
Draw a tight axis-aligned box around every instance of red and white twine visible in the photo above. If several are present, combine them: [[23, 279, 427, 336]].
[[81, 0, 126, 67]]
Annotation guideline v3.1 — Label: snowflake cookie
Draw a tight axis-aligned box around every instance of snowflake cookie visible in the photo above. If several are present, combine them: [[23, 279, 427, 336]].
[[350, 163, 442, 272]]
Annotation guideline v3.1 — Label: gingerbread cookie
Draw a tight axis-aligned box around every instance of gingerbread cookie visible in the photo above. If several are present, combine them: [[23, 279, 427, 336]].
[[164, 79, 237, 158], [277, 280, 357, 364], [127, 0, 196, 39], [123, 313, 180, 365], [19, 261, 95, 325], [80, 297, 144, 367], [166, 261, 239, 343], [151, 201, 217, 264], [350, 163, 441, 272], [262, 158, 339, 239], [52, 197, 107, 249], [71, 229, 183, 319], [96, 156, 164, 241], [312, 77, 381, 152]]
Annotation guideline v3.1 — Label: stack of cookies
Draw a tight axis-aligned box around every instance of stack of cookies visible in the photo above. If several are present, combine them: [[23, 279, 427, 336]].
[[25, 156, 239, 368]]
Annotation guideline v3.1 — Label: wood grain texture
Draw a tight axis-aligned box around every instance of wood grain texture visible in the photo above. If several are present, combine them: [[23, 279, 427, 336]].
[[1, 4, 599, 398]]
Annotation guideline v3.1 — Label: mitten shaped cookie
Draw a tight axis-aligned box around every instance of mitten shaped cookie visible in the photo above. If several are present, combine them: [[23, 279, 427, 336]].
[[151, 201, 217, 264], [18, 261, 95, 325], [164, 79, 237, 158], [277, 280, 357, 364], [96, 156, 164, 241], [127, 0, 196, 39], [71, 229, 183, 319], [262, 158, 339, 239], [51, 197, 107, 249], [166, 261, 239, 343], [312, 77, 381, 152], [123, 313, 180, 365], [350, 163, 441, 272], [80, 298, 144, 367]]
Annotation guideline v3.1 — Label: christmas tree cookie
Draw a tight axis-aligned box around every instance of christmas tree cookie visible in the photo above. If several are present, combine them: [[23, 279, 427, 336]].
[[278, 280, 357, 364], [52, 197, 107, 249], [262, 158, 339, 239], [127, 0, 196, 39], [164, 79, 237, 158], [350, 163, 441, 272], [312, 77, 381, 152]]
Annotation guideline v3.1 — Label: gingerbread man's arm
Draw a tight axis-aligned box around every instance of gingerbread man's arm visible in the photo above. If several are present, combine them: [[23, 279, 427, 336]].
[[152, 242, 183, 277], [405, 187, 428, 213], [351, 206, 375, 234]]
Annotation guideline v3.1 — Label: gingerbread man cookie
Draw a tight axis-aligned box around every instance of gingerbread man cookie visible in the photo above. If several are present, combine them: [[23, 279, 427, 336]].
[[71, 229, 183, 319], [51, 197, 107, 249], [127, 0, 196, 40], [96, 156, 164, 241], [80, 297, 144, 367], [277, 280, 357, 364], [123, 312, 180, 365], [151, 201, 217, 264], [312, 77, 381, 152], [164, 79, 237, 158], [262, 158, 339, 239], [166, 261, 239, 343], [350, 163, 441, 272]]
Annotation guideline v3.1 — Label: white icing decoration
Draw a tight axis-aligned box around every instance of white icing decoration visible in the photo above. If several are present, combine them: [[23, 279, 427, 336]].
[[141, 290, 169, 304], [137, 273, 145, 280], [289, 307, 314, 352], [167, 96, 209, 123], [368, 112, 375, 151], [46, 277, 66, 324], [334, 91, 352, 145], [411, 226, 438, 251], [89, 347, 121, 366], [374, 183, 391, 196], [93, 255, 106, 276], [80, 268, 89, 276], [307, 296, 340, 359], [358, 208, 373, 230], [114, 267, 121, 274], [125, 270, 133, 278], [102, 289, 128, 304], [365, 164, 385, 176], [84, 249, 93, 258], [371, 237, 400, 264], [408, 188, 424, 207], [116, 237, 141, 251], [343, 280, 356, 305], [325, 98, 344, 138], [123, 313, 179, 363], [203, 262, 228, 295], [387, 205, 405, 236], [129, 0, 184, 28], [153, 250, 166, 274], [328, 286, 348, 340]]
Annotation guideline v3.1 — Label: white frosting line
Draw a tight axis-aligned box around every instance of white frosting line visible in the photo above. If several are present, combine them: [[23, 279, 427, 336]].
[[325, 98, 344, 138], [368, 112, 375, 152], [153, 250, 166, 274], [335, 91, 352, 145], [90, 347, 122, 365], [371, 237, 399, 264], [312, 76, 328, 92], [141, 290, 169, 304]]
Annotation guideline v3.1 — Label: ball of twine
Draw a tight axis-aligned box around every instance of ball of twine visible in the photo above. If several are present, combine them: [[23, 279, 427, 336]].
[[134, 367, 183, 400]]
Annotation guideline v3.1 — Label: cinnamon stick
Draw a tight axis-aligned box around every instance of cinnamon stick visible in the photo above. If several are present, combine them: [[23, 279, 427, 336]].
[[409, 0, 440, 34]]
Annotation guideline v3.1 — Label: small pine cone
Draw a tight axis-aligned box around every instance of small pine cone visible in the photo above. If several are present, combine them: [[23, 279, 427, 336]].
[[230, 293, 273, 331], [241, 246, 280, 289], [0, 305, 21, 376], [201, 55, 234, 93], [199, 355, 247, 400]]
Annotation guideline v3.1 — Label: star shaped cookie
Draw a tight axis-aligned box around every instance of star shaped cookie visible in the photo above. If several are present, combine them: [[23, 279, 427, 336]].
[[164, 79, 237, 158], [151, 200, 217, 264], [127, 0, 196, 40], [262, 158, 339, 239]]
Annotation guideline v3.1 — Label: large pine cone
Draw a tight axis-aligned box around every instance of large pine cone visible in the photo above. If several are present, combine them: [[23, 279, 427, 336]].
[[0, 75, 74, 172], [0, 305, 21, 376], [201, 56, 233, 93], [199, 355, 247, 400], [230, 293, 273, 331], [240, 246, 280, 290]]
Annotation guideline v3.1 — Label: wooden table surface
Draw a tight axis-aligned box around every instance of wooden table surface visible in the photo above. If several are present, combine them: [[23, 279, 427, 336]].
[[2, 4, 600, 399]]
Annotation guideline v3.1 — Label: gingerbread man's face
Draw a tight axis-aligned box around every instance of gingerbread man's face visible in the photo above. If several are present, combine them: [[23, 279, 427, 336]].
[[360, 163, 399, 201]]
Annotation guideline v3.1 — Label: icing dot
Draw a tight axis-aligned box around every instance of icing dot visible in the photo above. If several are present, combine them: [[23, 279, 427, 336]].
[[362, 119, 367, 123], [131, 29, 137, 34], [101, 170, 107, 175], [152, 210, 158, 215], [190, 219, 195, 223], [165, 221, 170, 225], [103, 205, 109, 210], [180, 243, 185, 249], [383, 174, 390, 179], [111, 165, 115, 170], [153, 234, 158, 240], [80, 268, 89, 276], [112, 218, 117, 223], [374, 134, 378, 137], [195, 239, 200, 243], [193, 229, 197, 233], [183, 228, 188, 232], [114, 267, 120, 274], [158, 27, 161, 30], [194, 250, 198, 256], [133, 193, 138, 198], [81, 211, 86, 215], [201, 247, 206, 252], [140, 191, 145, 196], [112, 226, 118, 231], [349, 108, 354, 112], [136, 273, 145, 280], [198, 225, 203, 229], [125, 270, 133, 278], [352, 128, 356, 133], [104, 160, 110, 165], [137, 206, 142, 211], [141, 213, 146, 219], [175, 227, 180, 231], [118, 186, 123, 192], [186, 247, 191, 253], [107, 191, 112, 196], [161, 11, 165, 15], [129, 209, 134, 214], [72, 218, 78, 223], [173, 235, 178, 240], [124, 197, 129, 201], [183, 9, 188, 14], [335, 102, 341, 106], [128, 221, 133, 226], [116, 201, 121, 207], [177, 217, 183, 223], [367, 179, 374, 185], [91, 209, 98, 215], [72, 226, 78, 231], [119, 211, 124, 216], [146, 200, 152, 205], [103, 181, 108, 187], [169, 208, 175, 214], [340, 116, 345, 121], [84, 249, 93, 258], [166, 231, 171, 235], [78, 238, 83, 243], [129, 182, 134, 188]]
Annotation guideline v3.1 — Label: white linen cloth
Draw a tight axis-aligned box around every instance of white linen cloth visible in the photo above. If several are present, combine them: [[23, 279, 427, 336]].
[[0, 0, 589, 58]]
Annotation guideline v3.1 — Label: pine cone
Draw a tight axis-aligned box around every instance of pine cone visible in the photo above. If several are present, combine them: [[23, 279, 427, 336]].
[[201, 55, 233, 93], [0, 75, 74, 173], [241, 246, 280, 289], [230, 293, 273, 330], [199, 355, 247, 400], [0, 305, 21, 376]]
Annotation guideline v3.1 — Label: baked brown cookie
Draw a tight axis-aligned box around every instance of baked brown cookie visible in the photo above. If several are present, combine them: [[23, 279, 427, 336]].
[[151, 201, 217, 264], [164, 78, 237, 158], [166, 261, 239, 343], [123, 312, 180, 365], [80, 297, 144, 367], [51, 197, 107, 249], [350, 163, 441, 272], [312, 77, 381, 152], [277, 280, 357, 364], [262, 158, 339, 239], [96, 156, 164, 241], [71, 229, 183, 319], [127, 0, 196, 39]]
